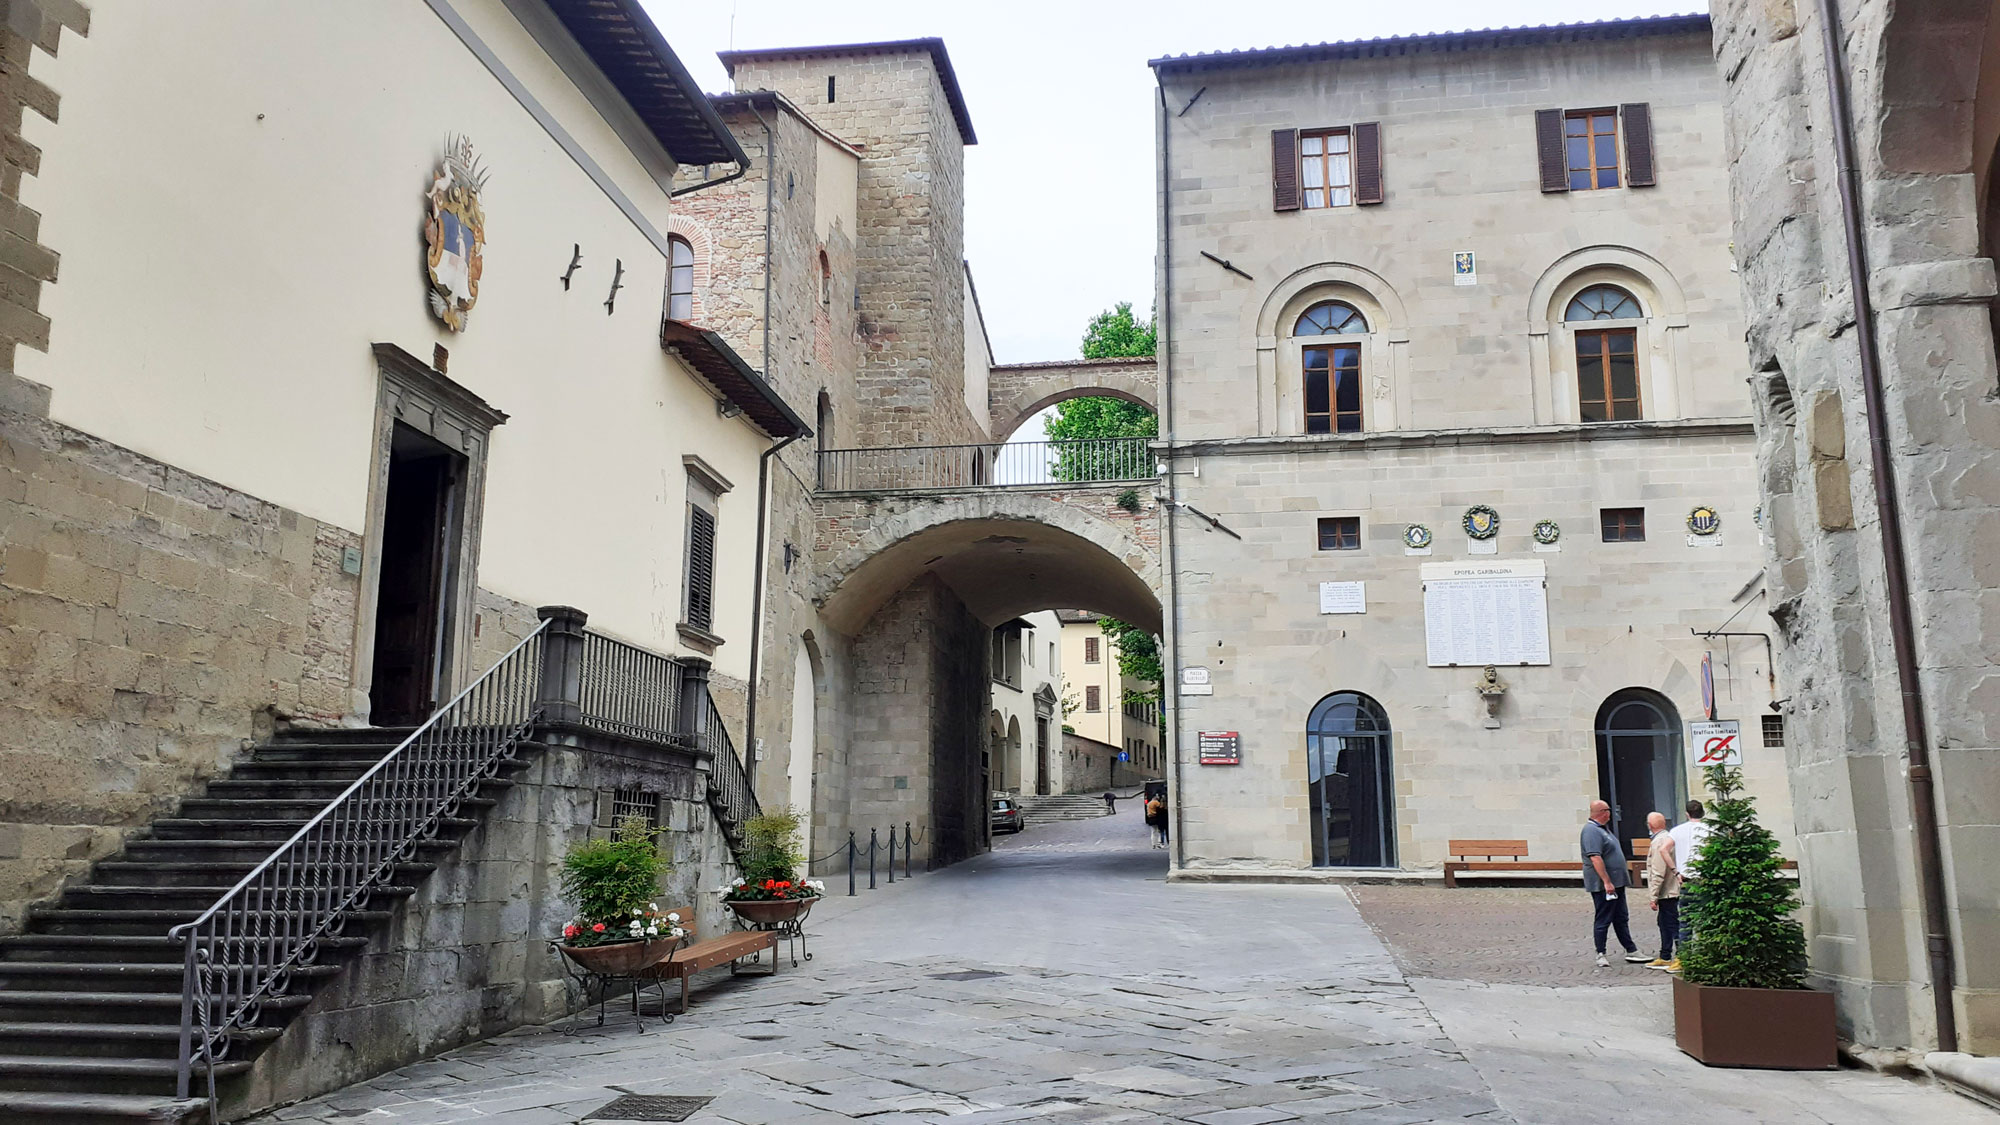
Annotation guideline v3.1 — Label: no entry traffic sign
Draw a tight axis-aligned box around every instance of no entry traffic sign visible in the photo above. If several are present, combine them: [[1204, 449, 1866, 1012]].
[[1689, 719, 1743, 767]]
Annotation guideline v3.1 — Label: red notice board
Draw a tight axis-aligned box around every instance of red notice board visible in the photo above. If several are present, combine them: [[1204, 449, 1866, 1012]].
[[1197, 731, 1241, 766]]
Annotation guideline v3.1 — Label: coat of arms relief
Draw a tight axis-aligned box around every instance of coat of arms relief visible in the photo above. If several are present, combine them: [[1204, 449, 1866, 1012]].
[[425, 136, 488, 332]]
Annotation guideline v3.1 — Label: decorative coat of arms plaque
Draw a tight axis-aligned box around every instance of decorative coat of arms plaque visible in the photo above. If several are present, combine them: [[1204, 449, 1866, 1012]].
[[1687, 506, 1722, 536], [425, 136, 489, 332], [1403, 523, 1434, 549], [1532, 519, 1561, 545], [1462, 505, 1500, 540]]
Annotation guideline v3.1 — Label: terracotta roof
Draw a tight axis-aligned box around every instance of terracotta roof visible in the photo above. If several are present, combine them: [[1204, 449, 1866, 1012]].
[[659, 320, 810, 440], [1149, 13, 1710, 74], [539, 0, 745, 166], [717, 38, 978, 145]]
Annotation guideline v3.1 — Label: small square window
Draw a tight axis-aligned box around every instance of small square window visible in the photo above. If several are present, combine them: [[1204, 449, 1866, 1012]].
[[1600, 507, 1646, 542], [1317, 516, 1361, 551], [1761, 713, 1786, 748]]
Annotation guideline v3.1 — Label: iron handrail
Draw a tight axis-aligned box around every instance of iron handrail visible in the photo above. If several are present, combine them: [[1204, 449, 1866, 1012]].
[[578, 629, 689, 744], [817, 436, 1153, 492], [702, 693, 759, 829], [170, 619, 552, 1104]]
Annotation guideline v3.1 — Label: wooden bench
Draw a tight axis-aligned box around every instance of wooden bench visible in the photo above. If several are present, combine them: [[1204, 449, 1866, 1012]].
[[1630, 835, 1800, 885], [636, 907, 780, 1014], [1443, 839, 1577, 887]]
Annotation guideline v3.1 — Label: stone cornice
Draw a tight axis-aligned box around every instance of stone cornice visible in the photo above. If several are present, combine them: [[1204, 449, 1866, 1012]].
[[1166, 417, 1755, 458]]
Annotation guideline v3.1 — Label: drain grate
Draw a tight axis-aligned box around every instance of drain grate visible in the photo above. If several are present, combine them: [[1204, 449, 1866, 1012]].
[[585, 1095, 714, 1122], [930, 969, 1005, 981]]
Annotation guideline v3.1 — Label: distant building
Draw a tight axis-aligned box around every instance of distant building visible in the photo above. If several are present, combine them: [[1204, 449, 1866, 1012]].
[[1059, 610, 1161, 790], [988, 612, 1062, 798]]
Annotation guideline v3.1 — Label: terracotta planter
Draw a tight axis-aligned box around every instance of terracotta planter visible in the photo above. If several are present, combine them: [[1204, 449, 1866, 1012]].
[[727, 898, 814, 925], [1672, 974, 1836, 1069], [557, 938, 673, 975]]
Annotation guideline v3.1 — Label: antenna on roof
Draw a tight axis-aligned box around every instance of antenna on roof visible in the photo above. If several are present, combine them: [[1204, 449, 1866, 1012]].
[[729, 1, 737, 51]]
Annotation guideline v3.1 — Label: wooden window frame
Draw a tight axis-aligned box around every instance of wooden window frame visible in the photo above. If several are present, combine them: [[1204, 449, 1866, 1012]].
[[1085, 685, 1101, 713], [1565, 109, 1621, 191], [1600, 507, 1646, 543], [1317, 516, 1361, 551], [679, 457, 731, 650], [668, 235, 695, 321], [1084, 636, 1100, 664], [1303, 343, 1365, 434], [1299, 128, 1354, 210], [1574, 327, 1642, 422]]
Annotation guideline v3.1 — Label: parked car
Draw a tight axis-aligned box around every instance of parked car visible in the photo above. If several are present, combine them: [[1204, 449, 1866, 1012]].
[[990, 798, 1026, 834]]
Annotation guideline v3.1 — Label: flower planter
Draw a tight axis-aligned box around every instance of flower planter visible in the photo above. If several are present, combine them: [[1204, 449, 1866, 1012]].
[[1672, 975, 1836, 1069], [557, 938, 674, 975], [727, 898, 814, 926]]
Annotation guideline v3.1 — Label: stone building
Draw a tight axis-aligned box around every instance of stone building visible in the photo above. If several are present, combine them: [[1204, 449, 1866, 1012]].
[[989, 611, 1063, 798], [1710, 0, 2000, 1059], [0, 0, 806, 1111], [1059, 609, 1162, 790], [1149, 16, 1788, 877]]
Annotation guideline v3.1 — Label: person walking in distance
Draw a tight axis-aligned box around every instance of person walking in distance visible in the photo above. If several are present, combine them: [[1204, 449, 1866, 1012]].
[[1666, 799, 1713, 969], [1644, 810, 1682, 969], [1583, 800, 1649, 967], [1144, 792, 1169, 849], [1102, 790, 1117, 815]]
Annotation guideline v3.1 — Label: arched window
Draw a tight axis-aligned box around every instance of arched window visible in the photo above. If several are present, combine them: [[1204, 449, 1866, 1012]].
[[1294, 301, 1369, 434], [1307, 691, 1394, 867], [819, 250, 832, 309], [668, 235, 695, 322], [1564, 285, 1642, 422]]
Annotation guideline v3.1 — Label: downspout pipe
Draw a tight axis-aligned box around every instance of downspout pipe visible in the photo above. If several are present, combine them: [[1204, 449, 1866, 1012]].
[[1154, 76, 1188, 870], [1814, 0, 1958, 1053], [743, 98, 780, 792]]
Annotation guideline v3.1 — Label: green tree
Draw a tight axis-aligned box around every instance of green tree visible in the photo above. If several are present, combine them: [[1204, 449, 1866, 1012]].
[[1080, 301, 1156, 359], [1047, 302, 1159, 483], [1678, 765, 1808, 990]]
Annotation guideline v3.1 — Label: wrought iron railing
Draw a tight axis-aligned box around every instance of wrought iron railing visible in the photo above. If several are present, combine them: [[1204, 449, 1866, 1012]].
[[817, 437, 1152, 492], [702, 691, 760, 831], [170, 620, 550, 1104], [578, 629, 688, 745]]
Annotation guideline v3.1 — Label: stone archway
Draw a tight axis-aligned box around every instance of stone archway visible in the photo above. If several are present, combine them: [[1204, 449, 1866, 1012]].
[[987, 357, 1157, 440]]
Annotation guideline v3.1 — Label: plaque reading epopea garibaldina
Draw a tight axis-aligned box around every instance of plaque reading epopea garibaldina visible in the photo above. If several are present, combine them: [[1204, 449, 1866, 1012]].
[[1197, 731, 1241, 766], [1421, 559, 1551, 666]]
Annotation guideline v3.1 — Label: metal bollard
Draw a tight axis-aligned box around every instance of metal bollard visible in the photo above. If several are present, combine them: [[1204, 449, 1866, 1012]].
[[905, 821, 914, 878], [868, 827, 878, 890], [847, 831, 857, 896], [888, 829, 897, 884]]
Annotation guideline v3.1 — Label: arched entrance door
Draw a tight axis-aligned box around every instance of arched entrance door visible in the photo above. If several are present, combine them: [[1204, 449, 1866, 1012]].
[[1308, 692, 1395, 868], [1594, 689, 1685, 849]]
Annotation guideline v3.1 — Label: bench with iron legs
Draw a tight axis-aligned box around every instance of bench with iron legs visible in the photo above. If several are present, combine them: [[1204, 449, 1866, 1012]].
[[635, 907, 780, 1014]]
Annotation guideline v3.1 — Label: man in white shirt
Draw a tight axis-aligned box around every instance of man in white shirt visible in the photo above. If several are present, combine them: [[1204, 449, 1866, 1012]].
[[1666, 799, 1714, 956]]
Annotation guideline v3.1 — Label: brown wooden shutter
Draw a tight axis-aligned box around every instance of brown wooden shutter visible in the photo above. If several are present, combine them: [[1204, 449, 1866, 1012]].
[[1271, 128, 1300, 212], [1534, 108, 1568, 193], [1622, 102, 1657, 187], [1353, 121, 1384, 205], [686, 505, 716, 631]]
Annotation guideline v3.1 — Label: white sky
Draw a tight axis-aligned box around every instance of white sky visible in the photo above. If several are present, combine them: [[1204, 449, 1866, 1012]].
[[648, 1, 1694, 365]]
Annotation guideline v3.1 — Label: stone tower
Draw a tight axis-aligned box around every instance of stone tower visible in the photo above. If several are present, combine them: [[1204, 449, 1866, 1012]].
[[719, 39, 984, 448]]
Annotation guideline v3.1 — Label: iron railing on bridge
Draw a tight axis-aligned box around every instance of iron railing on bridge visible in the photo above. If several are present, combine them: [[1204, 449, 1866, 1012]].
[[818, 437, 1152, 492]]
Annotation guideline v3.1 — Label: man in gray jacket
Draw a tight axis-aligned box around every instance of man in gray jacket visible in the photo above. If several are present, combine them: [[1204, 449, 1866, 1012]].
[[1583, 800, 1649, 967]]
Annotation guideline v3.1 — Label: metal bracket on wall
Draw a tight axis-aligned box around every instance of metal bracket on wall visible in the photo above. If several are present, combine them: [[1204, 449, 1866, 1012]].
[[604, 258, 623, 314], [559, 244, 582, 290], [1200, 251, 1252, 281]]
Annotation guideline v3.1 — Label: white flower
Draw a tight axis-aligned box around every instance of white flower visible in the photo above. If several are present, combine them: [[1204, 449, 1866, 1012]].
[[632, 907, 642, 915], [667, 912, 681, 923], [646, 926, 659, 936], [671, 927, 687, 938], [731, 877, 746, 887], [649, 902, 659, 911]]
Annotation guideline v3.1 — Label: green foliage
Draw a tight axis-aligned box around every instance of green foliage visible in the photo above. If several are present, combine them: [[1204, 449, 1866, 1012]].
[[1100, 618, 1163, 687], [1678, 766, 1809, 990], [1115, 488, 1142, 513], [558, 816, 669, 943], [1044, 396, 1158, 445], [740, 806, 807, 886], [1080, 301, 1156, 359]]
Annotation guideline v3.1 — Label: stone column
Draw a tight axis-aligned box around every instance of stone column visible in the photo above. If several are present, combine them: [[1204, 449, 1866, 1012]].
[[535, 605, 588, 727], [679, 657, 713, 743]]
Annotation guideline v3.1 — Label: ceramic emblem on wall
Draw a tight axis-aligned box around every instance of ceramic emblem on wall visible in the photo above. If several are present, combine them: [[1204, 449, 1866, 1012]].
[[1462, 505, 1500, 540], [1403, 523, 1433, 549], [425, 135, 489, 332], [1687, 506, 1722, 536], [1532, 519, 1561, 545]]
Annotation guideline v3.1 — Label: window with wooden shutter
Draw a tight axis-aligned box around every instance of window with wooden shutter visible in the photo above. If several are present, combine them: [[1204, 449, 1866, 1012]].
[[1084, 637, 1100, 664], [1085, 685, 1101, 712], [1353, 122, 1384, 205], [1621, 102, 1656, 187], [1534, 109, 1568, 193], [1272, 129, 1300, 212], [685, 505, 716, 631]]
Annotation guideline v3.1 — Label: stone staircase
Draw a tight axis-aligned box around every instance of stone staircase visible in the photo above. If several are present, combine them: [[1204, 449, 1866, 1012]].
[[1017, 794, 1114, 822], [0, 726, 532, 1124]]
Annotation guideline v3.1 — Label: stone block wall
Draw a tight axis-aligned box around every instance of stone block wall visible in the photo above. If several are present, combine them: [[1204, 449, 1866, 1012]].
[[0, 0, 85, 393], [0, 400, 359, 926]]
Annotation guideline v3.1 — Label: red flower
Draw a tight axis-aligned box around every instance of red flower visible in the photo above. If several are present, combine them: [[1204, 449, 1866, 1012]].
[[592, 922, 606, 933], [563, 924, 580, 938], [778, 881, 792, 889], [763, 879, 777, 890]]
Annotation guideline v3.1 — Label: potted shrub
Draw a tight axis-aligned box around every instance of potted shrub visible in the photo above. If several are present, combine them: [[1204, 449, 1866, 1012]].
[[721, 807, 825, 925], [556, 815, 686, 974], [1672, 764, 1835, 1069]]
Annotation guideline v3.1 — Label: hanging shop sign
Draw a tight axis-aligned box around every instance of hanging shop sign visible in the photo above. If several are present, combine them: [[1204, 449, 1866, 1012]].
[[425, 135, 489, 332], [1196, 730, 1241, 766]]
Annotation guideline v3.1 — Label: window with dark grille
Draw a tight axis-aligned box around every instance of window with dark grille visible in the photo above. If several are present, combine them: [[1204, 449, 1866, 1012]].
[[1085, 685, 1101, 712], [612, 787, 661, 828], [667, 236, 694, 321], [1317, 516, 1361, 551], [1566, 109, 1620, 190], [1601, 507, 1646, 542], [1084, 637, 1100, 664], [1761, 713, 1786, 747]]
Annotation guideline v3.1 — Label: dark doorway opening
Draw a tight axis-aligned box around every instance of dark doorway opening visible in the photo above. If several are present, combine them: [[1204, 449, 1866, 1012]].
[[1594, 688, 1685, 850], [369, 423, 466, 727], [1034, 717, 1051, 796], [1308, 691, 1395, 868]]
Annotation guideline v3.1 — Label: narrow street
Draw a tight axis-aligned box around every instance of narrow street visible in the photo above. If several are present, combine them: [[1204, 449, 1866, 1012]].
[[263, 807, 1990, 1125]]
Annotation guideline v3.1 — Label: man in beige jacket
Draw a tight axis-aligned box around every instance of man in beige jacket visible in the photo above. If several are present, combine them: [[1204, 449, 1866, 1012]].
[[1645, 810, 1682, 970]]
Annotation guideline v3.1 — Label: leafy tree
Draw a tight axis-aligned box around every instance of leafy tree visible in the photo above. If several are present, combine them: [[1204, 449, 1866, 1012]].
[[1080, 301, 1156, 359], [1101, 619, 1162, 687], [1678, 765, 1809, 990]]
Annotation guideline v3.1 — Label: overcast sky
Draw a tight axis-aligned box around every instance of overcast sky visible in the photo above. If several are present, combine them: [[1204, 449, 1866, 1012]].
[[649, 1, 1696, 365]]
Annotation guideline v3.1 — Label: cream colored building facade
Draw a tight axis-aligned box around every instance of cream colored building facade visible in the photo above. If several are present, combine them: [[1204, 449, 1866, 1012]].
[[1060, 610, 1161, 789], [1151, 15, 1790, 875], [988, 610, 1062, 797]]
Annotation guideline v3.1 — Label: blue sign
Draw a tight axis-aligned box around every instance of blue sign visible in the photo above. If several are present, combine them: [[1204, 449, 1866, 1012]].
[[1117, 751, 1130, 762]]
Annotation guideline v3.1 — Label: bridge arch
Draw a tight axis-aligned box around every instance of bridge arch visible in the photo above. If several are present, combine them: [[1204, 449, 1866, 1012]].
[[987, 357, 1158, 441]]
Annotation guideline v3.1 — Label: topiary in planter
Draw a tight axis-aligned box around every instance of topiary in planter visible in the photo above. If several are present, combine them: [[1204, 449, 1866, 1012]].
[[1678, 765, 1807, 989]]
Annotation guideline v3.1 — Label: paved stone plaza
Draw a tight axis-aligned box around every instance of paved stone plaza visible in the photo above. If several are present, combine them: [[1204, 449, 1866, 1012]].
[[258, 808, 1991, 1125]]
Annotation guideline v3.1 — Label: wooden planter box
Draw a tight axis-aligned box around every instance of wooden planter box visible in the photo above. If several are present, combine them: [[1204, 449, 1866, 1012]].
[[1673, 975, 1837, 1069]]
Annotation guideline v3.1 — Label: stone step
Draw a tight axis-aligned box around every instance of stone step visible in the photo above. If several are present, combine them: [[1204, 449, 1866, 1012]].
[[119, 837, 454, 865], [0, 933, 369, 965], [171, 797, 497, 821], [201, 777, 518, 801], [0, 1091, 209, 1125], [266, 726, 417, 747], [0, 960, 341, 995], [145, 815, 482, 840], [91, 860, 436, 889], [0, 989, 306, 1027], [57, 884, 417, 914], [29, 907, 394, 937], [0, 1053, 249, 1097], [0, 1021, 280, 1060]]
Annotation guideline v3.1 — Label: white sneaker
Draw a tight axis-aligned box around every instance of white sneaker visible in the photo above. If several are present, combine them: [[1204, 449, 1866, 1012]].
[[1595, 953, 1610, 968], [1624, 951, 1651, 964]]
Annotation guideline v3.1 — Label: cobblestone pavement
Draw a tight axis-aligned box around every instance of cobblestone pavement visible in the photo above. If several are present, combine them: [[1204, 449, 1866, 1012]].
[[260, 808, 1990, 1125], [1347, 886, 1663, 987]]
